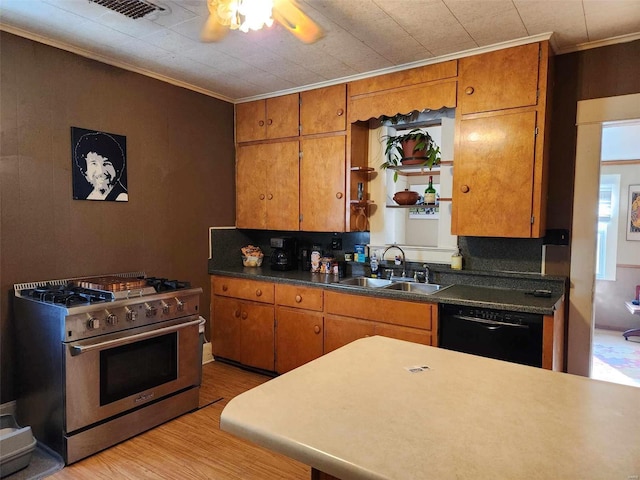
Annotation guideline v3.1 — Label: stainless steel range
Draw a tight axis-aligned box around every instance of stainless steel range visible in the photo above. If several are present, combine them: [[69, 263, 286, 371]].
[[13, 272, 204, 464]]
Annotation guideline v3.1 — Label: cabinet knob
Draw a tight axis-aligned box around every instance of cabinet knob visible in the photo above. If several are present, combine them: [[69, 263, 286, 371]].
[[267, 193, 273, 200], [336, 192, 343, 199], [241, 311, 248, 320], [255, 289, 262, 297], [295, 294, 302, 303], [222, 285, 228, 291], [314, 325, 321, 334], [465, 86, 474, 95], [258, 120, 265, 127], [461, 185, 470, 193], [267, 119, 273, 126], [234, 309, 241, 318], [336, 108, 344, 117], [259, 193, 265, 200]]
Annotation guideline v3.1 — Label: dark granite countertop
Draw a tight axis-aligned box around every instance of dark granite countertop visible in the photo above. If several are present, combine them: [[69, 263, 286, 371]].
[[209, 264, 564, 316]]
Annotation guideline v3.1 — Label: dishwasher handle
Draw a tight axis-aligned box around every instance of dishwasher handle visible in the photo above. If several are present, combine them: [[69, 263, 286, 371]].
[[452, 314, 529, 330]]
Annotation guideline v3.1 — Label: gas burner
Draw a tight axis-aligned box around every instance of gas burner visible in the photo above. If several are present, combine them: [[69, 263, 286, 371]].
[[22, 283, 114, 305], [145, 277, 191, 292]]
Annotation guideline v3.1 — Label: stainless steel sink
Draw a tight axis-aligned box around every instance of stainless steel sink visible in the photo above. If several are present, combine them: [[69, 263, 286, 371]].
[[338, 277, 393, 288], [382, 282, 443, 294]]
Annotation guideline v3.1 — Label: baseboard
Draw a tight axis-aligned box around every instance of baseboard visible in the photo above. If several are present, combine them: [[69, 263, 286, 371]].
[[202, 342, 214, 365], [0, 400, 16, 416]]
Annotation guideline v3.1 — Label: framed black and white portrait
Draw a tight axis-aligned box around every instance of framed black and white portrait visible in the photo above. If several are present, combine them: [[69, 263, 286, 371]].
[[71, 127, 128, 201]]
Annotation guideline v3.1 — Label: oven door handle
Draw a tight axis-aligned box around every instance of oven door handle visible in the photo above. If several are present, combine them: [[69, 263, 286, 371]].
[[70, 318, 201, 356], [452, 314, 529, 330]]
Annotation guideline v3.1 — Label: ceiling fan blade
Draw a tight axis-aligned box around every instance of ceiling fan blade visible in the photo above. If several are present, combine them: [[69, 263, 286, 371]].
[[273, 0, 323, 44], [201, 0, 229, 42]]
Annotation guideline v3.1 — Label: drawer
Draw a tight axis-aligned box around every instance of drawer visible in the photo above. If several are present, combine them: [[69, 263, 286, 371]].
[[212, 276, 275, 304], [325, 291, 433, 330], [276, 284, 324, 311]]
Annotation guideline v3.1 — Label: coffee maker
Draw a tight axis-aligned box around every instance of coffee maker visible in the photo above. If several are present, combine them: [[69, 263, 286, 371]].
[[270, 237, 296, 271]]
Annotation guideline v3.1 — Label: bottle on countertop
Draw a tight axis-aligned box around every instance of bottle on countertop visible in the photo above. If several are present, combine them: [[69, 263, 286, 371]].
[[424, 175, 436, 205], [370, 250, 379, 277], [451, 248, 463, 270]]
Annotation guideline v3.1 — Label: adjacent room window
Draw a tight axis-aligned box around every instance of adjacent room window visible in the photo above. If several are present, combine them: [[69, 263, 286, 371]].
[[596, 175, 620, 280]]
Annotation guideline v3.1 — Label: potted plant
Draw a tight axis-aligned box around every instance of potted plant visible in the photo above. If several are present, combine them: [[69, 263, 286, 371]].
[[380, 128, 441, 182]]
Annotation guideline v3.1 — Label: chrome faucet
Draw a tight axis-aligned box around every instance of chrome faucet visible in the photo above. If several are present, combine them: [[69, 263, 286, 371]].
[[382, 244, 406, 279], [423, 264, 430, 284]]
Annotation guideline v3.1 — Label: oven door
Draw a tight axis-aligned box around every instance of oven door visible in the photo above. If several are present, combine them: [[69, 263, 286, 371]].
[[64, 315, 201, 433]]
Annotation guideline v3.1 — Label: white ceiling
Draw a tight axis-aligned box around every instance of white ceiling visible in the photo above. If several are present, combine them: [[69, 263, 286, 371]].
[[1, 0, 639, 103]]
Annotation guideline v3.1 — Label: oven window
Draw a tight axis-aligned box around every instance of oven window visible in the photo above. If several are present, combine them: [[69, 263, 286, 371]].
[[100, 332, 177, 405]]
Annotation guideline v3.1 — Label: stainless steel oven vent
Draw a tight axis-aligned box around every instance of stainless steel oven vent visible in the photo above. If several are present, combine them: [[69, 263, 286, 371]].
[[89, 0, 165, 19]]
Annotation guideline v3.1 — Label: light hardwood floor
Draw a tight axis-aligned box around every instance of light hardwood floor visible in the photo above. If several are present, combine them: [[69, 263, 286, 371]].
[[49, 362, 310, 480]]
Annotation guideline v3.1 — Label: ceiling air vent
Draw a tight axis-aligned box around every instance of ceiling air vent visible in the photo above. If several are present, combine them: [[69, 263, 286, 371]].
[[89, 0, 165, 19]]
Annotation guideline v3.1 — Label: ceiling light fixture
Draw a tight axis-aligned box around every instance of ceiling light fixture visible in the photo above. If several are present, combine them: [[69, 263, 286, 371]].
[[217, 0, 275, 33]]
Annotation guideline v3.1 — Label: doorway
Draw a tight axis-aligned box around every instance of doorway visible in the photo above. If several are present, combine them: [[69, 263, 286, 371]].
[[570, 93, 640, 378]]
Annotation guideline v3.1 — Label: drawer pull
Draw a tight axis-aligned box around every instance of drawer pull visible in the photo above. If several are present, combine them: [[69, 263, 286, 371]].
[[259, 193, 265, 200], [336, 192, 343, 199], [222, 285, 228, 292], [234, 309, 241, 318], [255, 289, 262, 297], [295, 294, 302, 303], [259, 120, 265, 127], [241, 311, 248, 320], [336, 108, 344, 116], [314, 325, 321, 334], [465, 86, 474, 95], [460, 185, 470, 193], [267, 118, 273, 125]]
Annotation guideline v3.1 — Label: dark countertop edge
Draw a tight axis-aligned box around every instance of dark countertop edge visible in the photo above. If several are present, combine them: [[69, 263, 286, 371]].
[[208, 266, 563, 316]]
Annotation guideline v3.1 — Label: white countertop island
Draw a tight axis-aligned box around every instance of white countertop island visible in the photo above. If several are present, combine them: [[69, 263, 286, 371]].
[[220, 336, 640, 480]]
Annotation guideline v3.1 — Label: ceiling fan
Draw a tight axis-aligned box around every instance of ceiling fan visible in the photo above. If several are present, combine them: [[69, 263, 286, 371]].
[[201, 0, 323, 44]]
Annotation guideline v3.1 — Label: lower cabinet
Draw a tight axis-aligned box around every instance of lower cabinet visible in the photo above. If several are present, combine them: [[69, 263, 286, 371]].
[[211, 276, 275, 371], [275, 307, 323, 374], [212, 296, 275, 371], [275, 283, 324, 374], [211, 276, 437, 374]]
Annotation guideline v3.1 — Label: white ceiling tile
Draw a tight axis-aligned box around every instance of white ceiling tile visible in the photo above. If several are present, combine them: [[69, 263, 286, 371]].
[[1, 0, 639, 100]]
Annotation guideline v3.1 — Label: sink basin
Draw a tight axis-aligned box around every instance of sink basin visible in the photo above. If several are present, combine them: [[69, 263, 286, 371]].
[[382, 282, 443, 294], [338, 277, 393, 288]]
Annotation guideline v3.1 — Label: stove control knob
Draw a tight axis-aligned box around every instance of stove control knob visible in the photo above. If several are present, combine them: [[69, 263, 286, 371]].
[[105, 311, 118, 326], [161, 301, 170, 314], [125, 306, 138, 322], [175, 298, 185, 312], [86, 315, 100, 330], [145, 303, 158, 317]]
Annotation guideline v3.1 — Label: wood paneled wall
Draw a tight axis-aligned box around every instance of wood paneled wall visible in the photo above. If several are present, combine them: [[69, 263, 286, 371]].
[[0, 32, 236, 403]]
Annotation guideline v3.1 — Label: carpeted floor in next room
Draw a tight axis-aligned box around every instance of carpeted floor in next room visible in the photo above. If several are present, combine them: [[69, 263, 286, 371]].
[[592, 328, 640, 387]]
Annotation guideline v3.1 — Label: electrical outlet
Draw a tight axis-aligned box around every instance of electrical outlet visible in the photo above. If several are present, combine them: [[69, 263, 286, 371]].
[[202, 342, 214, 365], [331, 236, 342, 250]]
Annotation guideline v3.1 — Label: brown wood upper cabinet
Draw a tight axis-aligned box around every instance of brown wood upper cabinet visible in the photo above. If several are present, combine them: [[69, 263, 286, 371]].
[[457, 43, 540, 115], [452, 41, 551, 238], [236, 140, 300, 231], [236, 94, 299, 143], [300, 84, 347, 135]]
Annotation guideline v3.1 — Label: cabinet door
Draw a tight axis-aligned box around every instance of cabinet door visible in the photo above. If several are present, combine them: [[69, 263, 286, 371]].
[[266, 94, 300, 140], [211, 296, 242, 362], [452, 110, 537, 237], [264, 140, 300, 231], [300, 84, 346, 135], [275, 306, 324, 373], [240, 302, 275, 371], [300, 136, 346, 232], [236, 144, 267, 229], [458, 43, 540, 115], [324, 314, 375, 353], [236, 100, 266, 143]]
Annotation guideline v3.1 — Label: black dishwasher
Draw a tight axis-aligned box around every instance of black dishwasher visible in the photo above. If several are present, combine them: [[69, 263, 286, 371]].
[[439, 304, 543, 367]]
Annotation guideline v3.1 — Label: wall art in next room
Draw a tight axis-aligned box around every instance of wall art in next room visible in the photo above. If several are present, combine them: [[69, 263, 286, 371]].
[[71, 127, 128, 202], [628, 184, 640, 241]]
